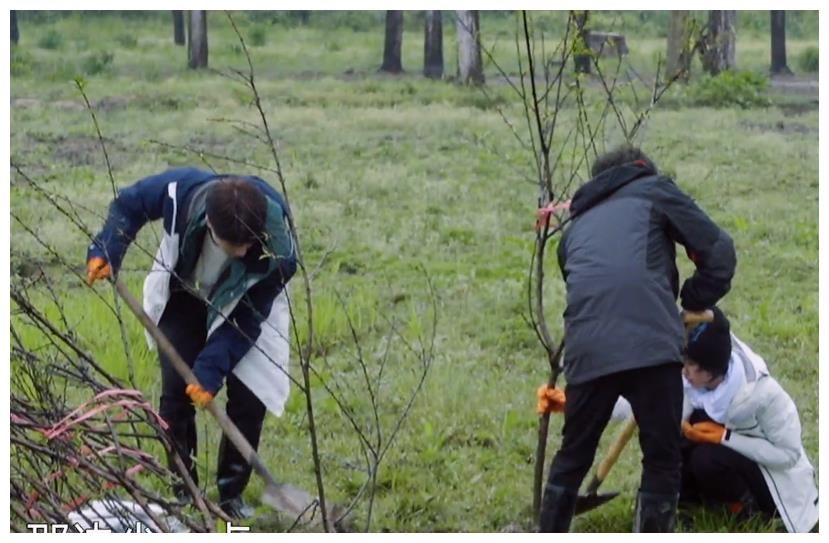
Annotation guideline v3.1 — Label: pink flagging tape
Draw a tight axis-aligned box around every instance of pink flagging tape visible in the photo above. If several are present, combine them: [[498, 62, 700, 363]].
[[40, 389, 168, 439]]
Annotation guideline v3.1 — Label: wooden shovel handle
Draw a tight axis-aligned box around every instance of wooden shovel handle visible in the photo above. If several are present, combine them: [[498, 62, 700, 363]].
[[682, 309, 714, 327], [595, 417, 638, 483]]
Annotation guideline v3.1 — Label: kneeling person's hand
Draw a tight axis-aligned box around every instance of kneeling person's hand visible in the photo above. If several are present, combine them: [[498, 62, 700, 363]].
[[682, 420, 726, 444]]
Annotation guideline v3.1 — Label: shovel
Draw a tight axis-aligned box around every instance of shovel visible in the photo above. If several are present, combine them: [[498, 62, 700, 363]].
[[113, 279, 345, 531], [572, 308, 715, 515], [574, 417, 637, 514]]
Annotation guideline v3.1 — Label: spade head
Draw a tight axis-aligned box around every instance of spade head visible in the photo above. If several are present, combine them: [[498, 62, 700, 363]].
[[574, 491, 620, 515], [261, 482, 352, 532], [261, 482, 318, 520]]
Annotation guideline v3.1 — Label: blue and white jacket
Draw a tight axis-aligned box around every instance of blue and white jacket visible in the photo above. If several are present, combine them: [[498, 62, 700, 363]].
[[88, 167, 297, 416]]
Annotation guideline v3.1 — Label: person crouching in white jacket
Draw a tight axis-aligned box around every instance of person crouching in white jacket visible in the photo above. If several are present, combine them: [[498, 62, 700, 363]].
[[679, 306, 818, 533]]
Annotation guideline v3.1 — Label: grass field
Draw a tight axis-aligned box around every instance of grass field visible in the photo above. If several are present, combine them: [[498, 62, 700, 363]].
[[10, 11, 819, 532]]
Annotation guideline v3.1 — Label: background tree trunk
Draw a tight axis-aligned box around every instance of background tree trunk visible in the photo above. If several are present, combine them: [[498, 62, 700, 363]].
[[380, 11, 404, 73], [574, 11, 591, 74], [666, 10, 692, 80], [173, 11, 185, 46], [187, 11, 208, 69], [11, 10, 19, 44], [770, 10, 792, 75], [456, 10, 484, 85], [423, 11, 443, 79], [701, 10, 737, 75]]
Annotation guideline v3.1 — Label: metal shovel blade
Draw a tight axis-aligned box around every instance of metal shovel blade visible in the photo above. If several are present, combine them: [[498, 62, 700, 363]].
[[574, 491, 620, 515], [261, 483, 352, 532], [261, 482, 319, 522]]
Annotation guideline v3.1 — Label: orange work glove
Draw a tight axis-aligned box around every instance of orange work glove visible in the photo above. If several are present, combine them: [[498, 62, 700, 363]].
[[537, 384, 566, 415], [185, 383, 214, 408], [682, 420, 726, 444], [86, 257, 112, 286]]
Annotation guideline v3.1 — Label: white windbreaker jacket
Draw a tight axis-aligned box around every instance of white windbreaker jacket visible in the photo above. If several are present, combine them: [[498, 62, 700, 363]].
[[682, 335, 818, 533]]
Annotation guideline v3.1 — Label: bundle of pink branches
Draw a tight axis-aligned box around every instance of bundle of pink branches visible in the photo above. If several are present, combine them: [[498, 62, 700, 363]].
[[10, 285, 223, 533]]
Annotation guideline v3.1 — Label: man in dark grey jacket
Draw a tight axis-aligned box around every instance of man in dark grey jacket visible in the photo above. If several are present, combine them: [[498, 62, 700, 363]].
[[538, 145, 736, 532]]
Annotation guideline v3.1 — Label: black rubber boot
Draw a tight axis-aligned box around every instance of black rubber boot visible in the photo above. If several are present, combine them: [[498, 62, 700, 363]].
[[217, 435, 256, 520], [216, 435, 254, 503], [633, 491, 678, 532], [538, 483, 579, 533], [166, 419, 198, 501], [216, 375, 266, 513], [216, 435, 255, 520], [219, 495, 256, 520]]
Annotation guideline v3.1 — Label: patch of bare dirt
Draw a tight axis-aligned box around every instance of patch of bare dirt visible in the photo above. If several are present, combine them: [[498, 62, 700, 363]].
[[94, 95, 133, 112], [102, 94, 197, 112], [739, 119, 816, 135], [23, 133, 127, 167], [11, 97, 40, 109], [776, 100, 820, 117], [185, 134, 230, 158], [769, 74, 819, 97], [12, 97, 96, 112]]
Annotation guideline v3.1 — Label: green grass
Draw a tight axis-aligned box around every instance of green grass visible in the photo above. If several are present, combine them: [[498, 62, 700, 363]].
[[11, 11, 818, 533]]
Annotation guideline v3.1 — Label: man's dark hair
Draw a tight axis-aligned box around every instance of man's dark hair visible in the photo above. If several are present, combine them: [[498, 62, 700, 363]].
[[205, 177, 267, 245], [684, 306, 732, 378], [591, 144, 657, 178]]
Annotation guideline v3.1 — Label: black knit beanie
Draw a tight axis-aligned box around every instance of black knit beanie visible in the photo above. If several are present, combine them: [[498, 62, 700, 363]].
[[684, 307, 732, 377]]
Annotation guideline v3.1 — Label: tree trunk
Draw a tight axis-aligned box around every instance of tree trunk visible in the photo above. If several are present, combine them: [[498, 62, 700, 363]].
[[380, 10, 404, 73], [573, 11, 591, 74], [11, 10, 19, 44], [423, 11, 443, 79], [456, 10, 484, 85], [173, 11, 185, 46], [666, 11, 692, 80], [187, 11, 208, 70], [701, 10, 736, 76], [770, 10, 792, 75]]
